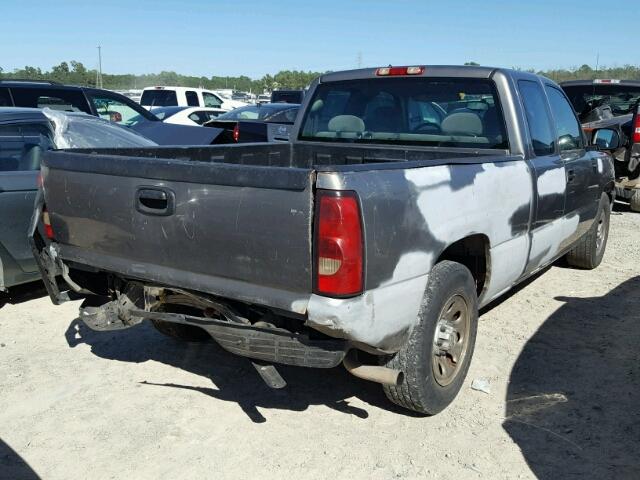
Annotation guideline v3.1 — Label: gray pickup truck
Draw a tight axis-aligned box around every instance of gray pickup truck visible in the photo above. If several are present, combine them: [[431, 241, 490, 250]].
[[32, 66, 615, 414]]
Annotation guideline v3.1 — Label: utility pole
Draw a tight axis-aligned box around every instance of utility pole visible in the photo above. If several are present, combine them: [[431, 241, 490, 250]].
[[96, 45, 103, 89], [357, 51, 363, 68]]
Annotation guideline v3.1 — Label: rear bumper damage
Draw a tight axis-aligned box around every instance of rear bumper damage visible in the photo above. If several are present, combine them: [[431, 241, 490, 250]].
[[30, 201, 401, 384]]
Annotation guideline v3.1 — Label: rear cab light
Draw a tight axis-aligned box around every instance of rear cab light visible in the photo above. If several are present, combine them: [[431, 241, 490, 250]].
[[314, 190, 364, 297], [376, 66, 425, 76]]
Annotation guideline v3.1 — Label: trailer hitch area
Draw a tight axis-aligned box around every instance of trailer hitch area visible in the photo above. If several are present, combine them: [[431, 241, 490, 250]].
[[79, 283, 145, 331]]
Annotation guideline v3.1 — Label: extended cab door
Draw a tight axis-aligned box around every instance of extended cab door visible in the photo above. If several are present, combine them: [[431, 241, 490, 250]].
[[545, 84, 598, 243], [517, 79, 567, 274]]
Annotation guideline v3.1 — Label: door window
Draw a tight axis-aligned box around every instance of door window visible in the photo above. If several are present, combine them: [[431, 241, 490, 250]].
[[90, 94, 146, 126], [188, 110, 223, 124], [545, 85, 583, 151], [519, 80, 555, 156], [185, 91, 199, 107], [202, 92, 222, 108]]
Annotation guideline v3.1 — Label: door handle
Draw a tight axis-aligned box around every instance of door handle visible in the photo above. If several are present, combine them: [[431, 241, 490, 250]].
[[566, 169, 576, 184], [136, 187, 174, 216]]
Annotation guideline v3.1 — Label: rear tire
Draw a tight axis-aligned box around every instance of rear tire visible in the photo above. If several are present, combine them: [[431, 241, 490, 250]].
[[630, 190, 640, 212], [566, 193, 610, 269], [381, 260, 478, 415], [150, 305, 211, 342]]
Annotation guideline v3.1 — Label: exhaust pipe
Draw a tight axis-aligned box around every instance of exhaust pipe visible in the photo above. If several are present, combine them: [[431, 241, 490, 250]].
[[343, 350, 403, 386]]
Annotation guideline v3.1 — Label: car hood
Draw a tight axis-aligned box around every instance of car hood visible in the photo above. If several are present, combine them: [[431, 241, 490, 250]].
[[130, 121, 223, 145]]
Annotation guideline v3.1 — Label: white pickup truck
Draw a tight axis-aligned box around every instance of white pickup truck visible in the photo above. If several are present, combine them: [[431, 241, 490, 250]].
[[140, 86, 246, 111]]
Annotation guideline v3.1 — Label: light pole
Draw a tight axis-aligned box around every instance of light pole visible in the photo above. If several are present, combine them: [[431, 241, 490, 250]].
[[96, 46, 103, 89]]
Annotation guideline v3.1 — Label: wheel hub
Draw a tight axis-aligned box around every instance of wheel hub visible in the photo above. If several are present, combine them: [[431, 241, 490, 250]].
[[432, 294, 470, 386]]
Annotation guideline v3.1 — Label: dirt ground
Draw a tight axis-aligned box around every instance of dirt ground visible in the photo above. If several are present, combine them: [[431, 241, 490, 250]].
[[1, 205, 639, 480]]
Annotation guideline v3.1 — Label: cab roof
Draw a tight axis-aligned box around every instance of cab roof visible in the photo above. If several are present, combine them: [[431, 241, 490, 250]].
[[320, 65, 501, 83]]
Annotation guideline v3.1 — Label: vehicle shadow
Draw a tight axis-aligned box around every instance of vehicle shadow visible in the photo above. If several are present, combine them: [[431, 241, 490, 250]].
[[0, 438, 40, 480], [64, 318, 410, 423], [503, 276, 640, 479]]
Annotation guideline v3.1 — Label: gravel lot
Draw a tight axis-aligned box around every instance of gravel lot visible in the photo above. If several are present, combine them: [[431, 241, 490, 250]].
[[1, 205, 639, 480]]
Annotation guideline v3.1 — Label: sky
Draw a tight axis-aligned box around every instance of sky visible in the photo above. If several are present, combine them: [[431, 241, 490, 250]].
[[0, 0, 637, 79]]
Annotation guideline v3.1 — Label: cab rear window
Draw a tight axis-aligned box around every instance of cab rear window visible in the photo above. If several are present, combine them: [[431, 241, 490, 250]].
[[140, 90, 178, 107], [299, 77, 508, 149]]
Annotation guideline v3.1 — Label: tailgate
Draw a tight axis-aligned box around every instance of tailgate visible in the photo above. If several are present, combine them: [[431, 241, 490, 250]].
[[41, 150, 315, 313]]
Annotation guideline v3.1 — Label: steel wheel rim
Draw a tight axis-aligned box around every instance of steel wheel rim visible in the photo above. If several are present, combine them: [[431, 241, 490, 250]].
[[432, 294, 470, 387]]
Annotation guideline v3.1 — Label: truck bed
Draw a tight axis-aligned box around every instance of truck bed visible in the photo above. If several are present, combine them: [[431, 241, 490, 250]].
[[41, 143, 507, 314]]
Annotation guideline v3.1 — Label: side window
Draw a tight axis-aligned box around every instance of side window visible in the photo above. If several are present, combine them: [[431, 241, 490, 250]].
[[0, 125, 24, 172], [518, 80, 555, 156], [266, 108, 298, 123], [10, 88, 91, 113], [0, 123, 51, 172], [545, 85, 583, 151], [185, 90, 199, 107], [203, 92, 221, 108], [0, 88, 12, 106], [21, 123, 54, 151], [89, 94, 144, 126], [188, 112, 206, 124]]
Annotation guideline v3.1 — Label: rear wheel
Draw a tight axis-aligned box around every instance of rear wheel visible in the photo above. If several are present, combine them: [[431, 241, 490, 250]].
[[150, 305, 211, 342], [381, 260, 478, 415], [566, 193, 610, 269], [630, 190, 640, 212]]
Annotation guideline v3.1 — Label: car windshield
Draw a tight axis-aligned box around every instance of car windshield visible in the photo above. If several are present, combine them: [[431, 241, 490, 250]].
[[562, 84, 640, 121], [217, 104, 299, 123], [140, 89, 178, 107], [299, 77, 508, 149]]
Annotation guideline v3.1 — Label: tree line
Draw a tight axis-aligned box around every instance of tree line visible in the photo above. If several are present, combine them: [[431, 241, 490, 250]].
[[1, 61, 639, 92], [0, 61, 323, 92]]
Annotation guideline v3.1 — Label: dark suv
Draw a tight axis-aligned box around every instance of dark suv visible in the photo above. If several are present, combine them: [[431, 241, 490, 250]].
[[0, 80, 220, 145]]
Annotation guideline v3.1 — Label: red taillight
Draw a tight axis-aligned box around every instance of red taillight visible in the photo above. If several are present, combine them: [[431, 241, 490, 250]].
[[633, 109, 640, 144], [233, 123, 240, 142], [376, 66, 424, 76], [42, 207, 55, 240], [315, 190, 363, 297]]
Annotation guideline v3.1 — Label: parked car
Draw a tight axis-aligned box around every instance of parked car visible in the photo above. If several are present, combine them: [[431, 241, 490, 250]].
[[140, 86, 246, 111], [271, 89, 305, 104], [150, 106, 226, 126], [32, 65, 614, 415], [561, 79, 640, 210], [0, 80, 221, 145], [205, 103, 300, 143], [0, 107, 155, 307]]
